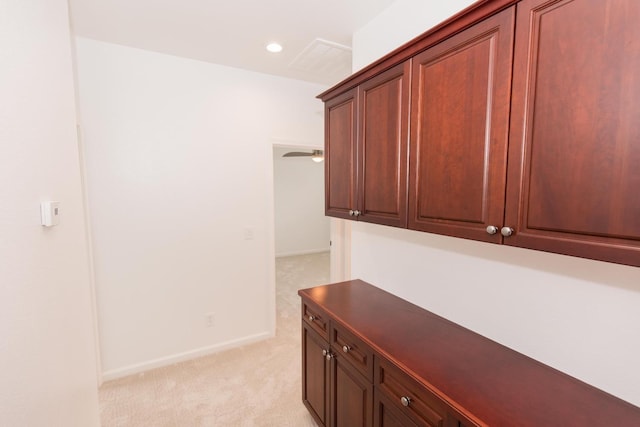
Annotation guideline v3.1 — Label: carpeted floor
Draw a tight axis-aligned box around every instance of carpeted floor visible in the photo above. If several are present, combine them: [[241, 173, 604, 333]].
[[99, 252, 329, 426]]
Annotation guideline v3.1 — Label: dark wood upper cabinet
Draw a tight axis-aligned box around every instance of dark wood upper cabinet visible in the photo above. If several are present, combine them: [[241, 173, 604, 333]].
[[319, 0, 640, 267], [324, 62, 410, 227], [409, 7, 515, 242], [325, 89, 358, 220], [505, 0, 640, 266], [358, 61, 411, 228]]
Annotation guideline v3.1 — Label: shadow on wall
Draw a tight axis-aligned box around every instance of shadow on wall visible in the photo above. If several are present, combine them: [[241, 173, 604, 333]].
[[352, 221, 640, 294]]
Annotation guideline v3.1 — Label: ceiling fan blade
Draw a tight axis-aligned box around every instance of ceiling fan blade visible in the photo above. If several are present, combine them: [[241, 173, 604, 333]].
[[282, 150, 323, 158], [282, 152, 313, 157]]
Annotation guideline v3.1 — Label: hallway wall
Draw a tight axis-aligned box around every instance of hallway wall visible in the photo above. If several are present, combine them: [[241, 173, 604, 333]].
[[74, 37, 326, 378], [0, 1, 100, 425]]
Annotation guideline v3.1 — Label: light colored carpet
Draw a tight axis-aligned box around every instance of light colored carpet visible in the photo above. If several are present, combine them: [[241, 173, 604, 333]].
[[99, 252, 329, 426]]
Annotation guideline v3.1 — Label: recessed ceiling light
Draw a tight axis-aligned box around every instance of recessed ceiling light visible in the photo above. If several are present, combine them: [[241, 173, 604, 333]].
[[266, 42, 283, 53]]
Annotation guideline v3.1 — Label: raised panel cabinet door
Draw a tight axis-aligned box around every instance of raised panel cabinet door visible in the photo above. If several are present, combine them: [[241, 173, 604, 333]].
[[408, 7, 515, 242], [357, 61, 411, 227], [330, 354, 373, 427], [505, 0, 640, 266], [325, 89, 358, 219], [302, 323, 330, 426]]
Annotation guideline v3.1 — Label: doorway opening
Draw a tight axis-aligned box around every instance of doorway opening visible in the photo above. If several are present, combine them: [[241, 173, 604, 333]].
[[273, 144, 329, 258]]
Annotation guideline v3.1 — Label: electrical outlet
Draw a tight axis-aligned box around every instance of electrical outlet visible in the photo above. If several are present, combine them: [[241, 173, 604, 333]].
[[243, 227, 254, 240], [204, 313, 215, 328]]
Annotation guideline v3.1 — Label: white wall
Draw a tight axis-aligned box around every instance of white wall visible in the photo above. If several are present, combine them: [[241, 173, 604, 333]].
[[273, 146, 329, 257], [0, 1, 100, 426], [352, 0, 640, 407], [353, 0, 478, 71], [74, 38, 326, 378]]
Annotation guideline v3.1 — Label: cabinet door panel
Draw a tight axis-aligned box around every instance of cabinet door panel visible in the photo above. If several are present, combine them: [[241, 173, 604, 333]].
[[358, 61, 411, 227], [505, 0, 640, 266], [331, 355, 373, 427], [325, 89, 358, 219], [302, 324, 330, 426], [409, 8, 515, 242]]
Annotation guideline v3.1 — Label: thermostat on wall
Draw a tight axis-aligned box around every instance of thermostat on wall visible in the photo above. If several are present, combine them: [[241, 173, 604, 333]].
[[41, 201, 60, 227]]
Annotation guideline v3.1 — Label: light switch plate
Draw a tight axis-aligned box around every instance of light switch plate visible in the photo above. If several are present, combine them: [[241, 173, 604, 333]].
[[41, 201, 60, 227]]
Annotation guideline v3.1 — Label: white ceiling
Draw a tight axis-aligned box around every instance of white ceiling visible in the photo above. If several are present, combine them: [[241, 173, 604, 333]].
[[68, 0, 397, 86]]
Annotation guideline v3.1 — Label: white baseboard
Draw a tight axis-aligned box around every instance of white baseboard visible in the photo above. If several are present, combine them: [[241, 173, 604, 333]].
[[101, 331, 273, 382], [275, 248, 329, 258]]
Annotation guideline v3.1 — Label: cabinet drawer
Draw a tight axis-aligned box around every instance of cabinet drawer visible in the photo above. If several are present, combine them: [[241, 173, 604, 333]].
[[375, 358, 446, 427], [331, 321, 373, 381], [374, 388, 421, 427], [302, 301, 329, 340]]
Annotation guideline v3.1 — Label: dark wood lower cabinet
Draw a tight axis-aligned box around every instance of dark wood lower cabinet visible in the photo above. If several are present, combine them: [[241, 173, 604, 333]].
[[374, 389, 421, 427], [375, 358, 450, 427], [300, 280, 640, 427], [332, 353, 372, 427], [302, 324, 330, 426], [303, 321, 373, 427]]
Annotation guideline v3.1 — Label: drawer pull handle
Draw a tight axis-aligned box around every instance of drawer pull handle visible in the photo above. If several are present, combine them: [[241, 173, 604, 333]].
[[308, 315, 316, 322], [342, 345, 351, 353], [400, 396, 411, 407]]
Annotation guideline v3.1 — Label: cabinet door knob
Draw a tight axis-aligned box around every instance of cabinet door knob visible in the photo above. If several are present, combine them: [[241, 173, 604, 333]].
[[322, 349, 328, 356], [400, 396, 411, 407], [349, 210, 355, 216], [501, 226, 514, 237], [342, 345, 350, 353], [308, 315, 315, 322], [353, 210, 361, 217], [486, 225, 499, 235], [326, 352, 333, 361]]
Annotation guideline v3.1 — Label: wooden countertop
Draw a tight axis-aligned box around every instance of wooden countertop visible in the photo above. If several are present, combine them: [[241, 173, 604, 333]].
[[299, 279, 640, 426]]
